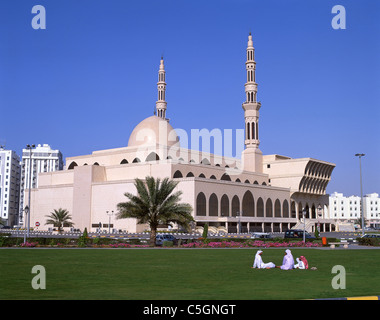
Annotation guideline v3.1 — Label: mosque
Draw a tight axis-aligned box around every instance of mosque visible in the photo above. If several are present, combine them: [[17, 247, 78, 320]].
[[28, 34, 336, 234]]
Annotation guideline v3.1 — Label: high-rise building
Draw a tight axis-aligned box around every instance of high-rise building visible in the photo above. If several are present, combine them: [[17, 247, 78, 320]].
[[19, 144, 63, 224], [0, 147, 21, 226]]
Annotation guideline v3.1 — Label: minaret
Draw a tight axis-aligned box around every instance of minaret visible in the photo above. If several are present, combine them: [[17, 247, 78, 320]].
[[242, 33, 263, 173], [156, 57, 167, 120]]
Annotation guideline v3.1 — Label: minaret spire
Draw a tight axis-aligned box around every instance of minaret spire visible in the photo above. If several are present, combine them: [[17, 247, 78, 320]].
[[242, 33, 263, 173], [156, 57, 167, 120], [242, 33, 260, 148]]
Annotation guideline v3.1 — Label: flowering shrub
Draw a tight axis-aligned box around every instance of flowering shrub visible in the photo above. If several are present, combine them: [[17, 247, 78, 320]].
[[109, 243, 150, 248], [20, 242, 38, 247], [182, 240, 322, 248]]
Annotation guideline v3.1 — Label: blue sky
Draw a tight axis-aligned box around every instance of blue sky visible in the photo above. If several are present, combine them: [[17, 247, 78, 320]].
[[0, 0, 379, 196]]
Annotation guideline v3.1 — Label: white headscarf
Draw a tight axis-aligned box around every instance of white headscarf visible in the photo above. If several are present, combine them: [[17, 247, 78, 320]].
[[253, 250, 264, 268]]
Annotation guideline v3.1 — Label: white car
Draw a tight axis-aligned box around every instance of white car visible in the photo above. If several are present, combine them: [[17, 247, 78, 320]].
[[250, 232, 271, 239]]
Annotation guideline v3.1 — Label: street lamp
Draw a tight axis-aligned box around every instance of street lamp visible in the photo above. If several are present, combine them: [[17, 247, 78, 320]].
[[25, 144, 35, 239], [302, 208, 307, 243], [106, 210, 114, 234], [355, 153, 365, 236], [23, 205, 29, 243], [236, 212, 241, 234]]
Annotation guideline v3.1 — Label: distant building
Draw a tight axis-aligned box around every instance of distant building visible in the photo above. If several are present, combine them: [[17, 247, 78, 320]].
[[363, 193, 380, 228], [0, 147, 21, 226], [19, 144, 63, 225], [329, 192, 380, 228]]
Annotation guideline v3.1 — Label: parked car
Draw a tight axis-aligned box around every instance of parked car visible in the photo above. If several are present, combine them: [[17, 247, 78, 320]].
[[250, 232, 272, 239], [361, 234, 380, 239], [155, 234, 178, 246], [284, 229, 315, 239]]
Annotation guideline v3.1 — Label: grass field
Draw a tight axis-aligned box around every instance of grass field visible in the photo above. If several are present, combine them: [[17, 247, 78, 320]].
[[1, 248, 380, 300]]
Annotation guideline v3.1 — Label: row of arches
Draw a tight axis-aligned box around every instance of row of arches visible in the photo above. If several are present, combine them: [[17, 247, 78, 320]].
[[196, 191, 289, 218], [173, 170, 267, 185], [299, 176, 330, 195], [246, 121, 258, 140], [67, 152, 239, 170], [304, 161, 334, 179]]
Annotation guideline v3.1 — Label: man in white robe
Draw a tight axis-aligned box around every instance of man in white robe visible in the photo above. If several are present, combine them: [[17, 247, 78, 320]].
[[252, 250, 276, 269], [294, 257, 306, 269], [276, 249, 294, 270]]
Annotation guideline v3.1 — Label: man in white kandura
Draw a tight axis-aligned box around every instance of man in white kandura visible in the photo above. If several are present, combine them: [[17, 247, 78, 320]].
[[252, 250, 276, 269], [276, 249, 295, 270], [294, 258, 305, 269]]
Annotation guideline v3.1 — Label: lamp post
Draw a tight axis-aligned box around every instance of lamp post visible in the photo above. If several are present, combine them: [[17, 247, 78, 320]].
[[355, 153, 365, 236], [25, 144, 35, 239], [106, 210, 114, 234], [302, 208, 307, 243], [23, 206, 29, 243], [236, 212, 241, 234]]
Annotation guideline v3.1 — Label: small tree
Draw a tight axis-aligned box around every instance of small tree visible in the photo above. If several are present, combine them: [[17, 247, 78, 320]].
[[45, 208, 74, 233], [117, 176, 194, 246], [202, 223, 209, 239], [77, 227, 88, 247]]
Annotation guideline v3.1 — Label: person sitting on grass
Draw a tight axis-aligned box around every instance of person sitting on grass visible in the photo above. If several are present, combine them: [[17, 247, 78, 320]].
[[294, 257, 306, 269], [276, 249, 294, 270], [252, 250, 276, 269]]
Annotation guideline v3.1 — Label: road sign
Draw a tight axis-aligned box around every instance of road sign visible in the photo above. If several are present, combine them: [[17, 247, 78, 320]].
[[35, 222, 40, 227]]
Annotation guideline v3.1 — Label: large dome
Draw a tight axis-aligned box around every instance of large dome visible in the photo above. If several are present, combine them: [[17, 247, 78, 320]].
[[128, 115, 180, 148]]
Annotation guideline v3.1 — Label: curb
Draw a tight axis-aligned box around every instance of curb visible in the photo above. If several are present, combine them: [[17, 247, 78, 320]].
[[316, 296, 380, 300]]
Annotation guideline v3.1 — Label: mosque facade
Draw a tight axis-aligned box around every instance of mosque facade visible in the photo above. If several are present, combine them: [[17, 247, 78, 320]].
[[27, 34, 336, 234]]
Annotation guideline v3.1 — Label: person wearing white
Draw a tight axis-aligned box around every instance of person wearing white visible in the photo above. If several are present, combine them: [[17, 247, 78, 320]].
[[252, 250, 276, 269], [294, 258, 305, 269], [276, 249, 294, 270]]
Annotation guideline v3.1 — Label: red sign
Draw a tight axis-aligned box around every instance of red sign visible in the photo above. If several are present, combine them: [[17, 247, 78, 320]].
[[35, 222, 40, 227]]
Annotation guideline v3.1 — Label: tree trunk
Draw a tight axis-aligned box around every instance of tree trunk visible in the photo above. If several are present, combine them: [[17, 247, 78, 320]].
[[149, 227, 157, 247]]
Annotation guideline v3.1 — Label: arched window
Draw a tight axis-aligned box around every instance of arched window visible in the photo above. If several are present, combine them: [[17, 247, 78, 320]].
[[173, 170, 183, 178], [247, 123, 250, 139], [201, 158, 210, 165], [120, 159, 128, 164], [186, 172, 194, 177], [235, 178, 241, 183], [251, 122, 255, 139], [242, 191, 254, 216], [221, 173, 231, 181], [199, 173, 206, 178], [275, 199, 281, 217], [196, 193, 206, 216], [266, 199, 273, 217], [253, 180, 259, 184], [132, 158, 141, 163], [93, 162, 99, 166], [146, 152, 160, 162], [221, 195, 229, 217], [209, 193, 218, 216], [232, 195, 240, 217], [68, 162, 78, 170], [257, 197, 264, 217], [244, 179, 250, 184], [283, 200, 289, 218], [210, 175, 216, 180]]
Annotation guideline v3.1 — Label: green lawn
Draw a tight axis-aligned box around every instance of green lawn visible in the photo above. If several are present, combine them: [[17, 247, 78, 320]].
[[1, 248, 379, 300]]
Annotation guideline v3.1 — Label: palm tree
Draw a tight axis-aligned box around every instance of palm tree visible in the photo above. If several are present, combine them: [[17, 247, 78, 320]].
[[45, 208, 74, 233], [117, 176, 194, 246]]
